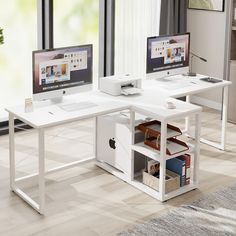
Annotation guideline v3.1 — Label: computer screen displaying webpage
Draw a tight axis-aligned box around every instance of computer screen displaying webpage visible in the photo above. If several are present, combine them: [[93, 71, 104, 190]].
[[33, 45, 92, 94], [146, 33, 190, 74]]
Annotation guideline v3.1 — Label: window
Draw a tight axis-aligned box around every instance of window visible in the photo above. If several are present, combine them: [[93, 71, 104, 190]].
[[114, 0, 161, 78], [0, 0, 38, 120], [53, 0, 99, 86]]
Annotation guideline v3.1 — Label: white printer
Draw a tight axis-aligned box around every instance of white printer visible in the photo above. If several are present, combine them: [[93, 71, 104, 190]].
[[100, 74, 142, 96]]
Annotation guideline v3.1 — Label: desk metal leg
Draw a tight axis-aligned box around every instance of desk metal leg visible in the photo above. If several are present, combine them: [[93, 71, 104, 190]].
[[159, 121, 167, 201], [200, 86, 228, 151], [38, 128, 45, 214], [9, 113, 15, 191], [193, 113, 201, 185], [93, 117, 98, 161], [130, 109, 135, 181], [9, 116, 43, 214], [185, 95, 191, 135], [221, 86, 228, 150], [10, 118, 97, 214]]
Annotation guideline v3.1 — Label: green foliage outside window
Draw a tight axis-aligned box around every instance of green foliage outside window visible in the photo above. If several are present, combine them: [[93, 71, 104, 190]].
[[0, 28, 4, 45]]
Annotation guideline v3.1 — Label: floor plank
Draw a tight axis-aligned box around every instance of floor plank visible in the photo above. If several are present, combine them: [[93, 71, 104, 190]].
[[0, 110, 235, 235]]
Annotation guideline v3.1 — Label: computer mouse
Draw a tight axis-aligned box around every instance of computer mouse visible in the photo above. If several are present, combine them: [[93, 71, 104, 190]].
[[166, 101, 176, 109]]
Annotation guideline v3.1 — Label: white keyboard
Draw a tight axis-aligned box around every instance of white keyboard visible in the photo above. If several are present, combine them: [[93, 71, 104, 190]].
[[159, 82, 191, 90], [59, 101, 97, 112]]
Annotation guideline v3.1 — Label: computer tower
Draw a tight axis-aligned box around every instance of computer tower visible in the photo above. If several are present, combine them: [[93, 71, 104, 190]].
[[96, 113, 146, 175]]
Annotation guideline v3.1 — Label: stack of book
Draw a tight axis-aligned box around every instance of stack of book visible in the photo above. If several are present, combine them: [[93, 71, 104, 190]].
[[166, 154, 191, 187], [142, 160, 180, 193]]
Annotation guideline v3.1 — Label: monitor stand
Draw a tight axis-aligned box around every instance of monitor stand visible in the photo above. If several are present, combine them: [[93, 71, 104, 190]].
[[183, 72, 197, 77], [50, 97, 63, 104]]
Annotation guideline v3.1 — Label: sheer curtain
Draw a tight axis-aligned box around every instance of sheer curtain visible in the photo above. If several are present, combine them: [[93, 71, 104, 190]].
[[114, 0, 161, 79], [159, 0, 187, 35]]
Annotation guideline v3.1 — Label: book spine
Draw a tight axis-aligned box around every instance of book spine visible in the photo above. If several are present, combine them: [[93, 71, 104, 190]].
[[181, 164, 186, 187], [177, 154, 191, 185], [184, 155, 191, 185], [166, 158, 185, 187]]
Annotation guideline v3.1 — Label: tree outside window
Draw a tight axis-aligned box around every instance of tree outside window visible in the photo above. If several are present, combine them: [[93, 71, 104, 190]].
[[0, 28, 4, 45]]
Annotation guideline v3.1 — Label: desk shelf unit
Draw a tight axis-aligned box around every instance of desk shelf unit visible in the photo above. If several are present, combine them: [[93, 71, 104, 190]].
[[96, 107, 201, 202], [129, 110, 201, 202]]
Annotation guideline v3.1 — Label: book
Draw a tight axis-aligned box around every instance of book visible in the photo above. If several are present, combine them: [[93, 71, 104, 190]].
[[166, 158, 185, 187], [177, 154, 191, 185], [147, 160, 160, 176], [147, 160, 170, 180]]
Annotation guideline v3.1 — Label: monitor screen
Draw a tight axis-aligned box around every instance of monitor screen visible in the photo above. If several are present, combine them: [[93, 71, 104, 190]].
[[32, 44, 93, 100], [146, 33, 190, 79]]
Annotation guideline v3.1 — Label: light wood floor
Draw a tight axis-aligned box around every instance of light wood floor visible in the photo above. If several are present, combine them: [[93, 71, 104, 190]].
[[0, 108, 236, 236]]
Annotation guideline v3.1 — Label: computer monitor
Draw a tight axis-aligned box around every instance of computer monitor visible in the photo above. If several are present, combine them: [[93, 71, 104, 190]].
[[32, 44, 93, 101], [146, 33, 190, 79]]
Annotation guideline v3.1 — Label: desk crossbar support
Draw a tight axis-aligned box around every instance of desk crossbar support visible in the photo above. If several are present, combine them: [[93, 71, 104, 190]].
[[15, 157, 95, 183]]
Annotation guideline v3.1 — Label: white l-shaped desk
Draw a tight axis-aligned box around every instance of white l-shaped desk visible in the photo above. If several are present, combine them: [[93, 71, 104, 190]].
[[6, 74, 231, 214]]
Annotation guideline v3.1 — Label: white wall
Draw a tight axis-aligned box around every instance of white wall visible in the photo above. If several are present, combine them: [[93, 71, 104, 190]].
[[187, 1, 230, 110], [115, 0, 161, 78]]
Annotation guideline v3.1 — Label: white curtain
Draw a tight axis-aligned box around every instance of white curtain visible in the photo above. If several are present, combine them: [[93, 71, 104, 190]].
[[115, 0, 161, 79]]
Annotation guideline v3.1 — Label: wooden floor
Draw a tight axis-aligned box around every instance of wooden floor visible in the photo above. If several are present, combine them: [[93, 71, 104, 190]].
[[0, 108, 236, 236]]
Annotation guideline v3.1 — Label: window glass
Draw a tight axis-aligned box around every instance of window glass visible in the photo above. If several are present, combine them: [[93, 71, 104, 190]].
[[115, 0, 161, 78], [0, 0, 37, 120], [53, 0, 99, 87]]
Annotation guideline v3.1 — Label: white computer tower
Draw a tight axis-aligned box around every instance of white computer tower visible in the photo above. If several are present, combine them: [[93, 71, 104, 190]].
[[96, 113, 146, 175]]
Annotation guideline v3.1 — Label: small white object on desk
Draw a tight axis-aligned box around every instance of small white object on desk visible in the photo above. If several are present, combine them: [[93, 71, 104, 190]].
[[100, 74, 142, 96], [166, 101, 176, 109], [121, 87, 142, 96], [24, 98, 34, 113]]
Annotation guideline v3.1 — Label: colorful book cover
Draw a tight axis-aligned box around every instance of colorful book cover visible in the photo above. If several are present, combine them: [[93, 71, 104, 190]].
[[166, 157, 185, 187]]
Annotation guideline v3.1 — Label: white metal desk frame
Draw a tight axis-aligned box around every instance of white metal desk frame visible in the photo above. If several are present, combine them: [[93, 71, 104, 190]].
[[185, 88, 228, 151], [8, 94, 201, 214], [7, 75, 230, 214], [8, 101, 130, 215]]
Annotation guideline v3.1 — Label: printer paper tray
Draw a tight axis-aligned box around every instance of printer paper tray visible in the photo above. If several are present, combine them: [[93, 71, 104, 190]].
[[121, 87, 142, 95]]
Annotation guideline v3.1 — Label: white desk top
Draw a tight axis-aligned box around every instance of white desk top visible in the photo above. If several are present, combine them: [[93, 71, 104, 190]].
[[6, 90, 201, 128], [6, 96, 130, 129], [93, 89, 201, 122], [7, 74, 231, 128], [143, 74, 231, 98]]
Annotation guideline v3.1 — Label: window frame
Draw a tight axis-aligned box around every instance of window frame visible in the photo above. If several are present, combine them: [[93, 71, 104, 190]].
[[0, 0, 114, 134]]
